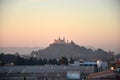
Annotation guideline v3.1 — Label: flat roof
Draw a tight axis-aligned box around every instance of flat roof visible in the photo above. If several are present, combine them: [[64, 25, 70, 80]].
[[0, 65, 94, 74]]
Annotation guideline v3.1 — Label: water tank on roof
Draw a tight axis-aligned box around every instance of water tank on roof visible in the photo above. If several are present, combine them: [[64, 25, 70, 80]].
[[97, 60, 102, 68], [67, 71, 80, 79]]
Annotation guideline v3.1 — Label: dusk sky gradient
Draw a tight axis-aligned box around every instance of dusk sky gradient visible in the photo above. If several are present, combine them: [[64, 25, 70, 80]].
[[0, 0, 120, 53]]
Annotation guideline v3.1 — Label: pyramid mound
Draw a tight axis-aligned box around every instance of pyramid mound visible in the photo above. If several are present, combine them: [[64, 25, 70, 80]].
[[31, 38, 111, 60]]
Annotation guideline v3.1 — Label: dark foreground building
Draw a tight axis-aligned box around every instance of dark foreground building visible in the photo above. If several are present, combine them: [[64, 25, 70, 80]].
[[87, 69, 120, 80], [0, 65, 95, 80]]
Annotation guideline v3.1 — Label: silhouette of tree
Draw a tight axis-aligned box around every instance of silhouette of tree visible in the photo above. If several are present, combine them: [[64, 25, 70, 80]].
[[14, 54, 22, 65], [48, 59, 52, 64], [38, 58, 43, 65], [28, 57, 37, 65], [52, 58, 58, 65], [59, 57, 68, 65], [43, 58, 47, 65], [0, 61, 4, 66], [69, 57, 74, 64]]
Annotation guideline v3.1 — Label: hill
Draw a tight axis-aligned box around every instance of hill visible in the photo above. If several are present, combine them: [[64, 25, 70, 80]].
[[31, 38, 112, 60]]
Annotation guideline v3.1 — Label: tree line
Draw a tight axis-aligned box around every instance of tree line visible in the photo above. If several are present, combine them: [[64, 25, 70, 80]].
[[0, 53, 74, 66]]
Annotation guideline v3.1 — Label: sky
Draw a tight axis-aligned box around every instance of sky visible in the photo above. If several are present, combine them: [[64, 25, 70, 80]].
[[0, 0, 120, 53]]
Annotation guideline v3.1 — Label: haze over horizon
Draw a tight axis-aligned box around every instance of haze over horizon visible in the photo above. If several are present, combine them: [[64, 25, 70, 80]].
[[0, 0, 120, 53]]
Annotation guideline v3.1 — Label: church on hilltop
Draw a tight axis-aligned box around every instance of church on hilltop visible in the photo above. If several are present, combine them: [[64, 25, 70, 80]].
[[54, 37, 66, 44], [53, 37, 74, 45]]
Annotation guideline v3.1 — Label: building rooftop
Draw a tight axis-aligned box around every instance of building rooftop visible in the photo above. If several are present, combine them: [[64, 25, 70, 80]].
[[87, 69, 120, 80], [0, 66, 94, 74]]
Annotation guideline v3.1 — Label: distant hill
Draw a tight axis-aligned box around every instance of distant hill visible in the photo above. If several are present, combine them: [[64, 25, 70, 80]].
[[0, 47, 43, 55], [31, 38, 112, 60]]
